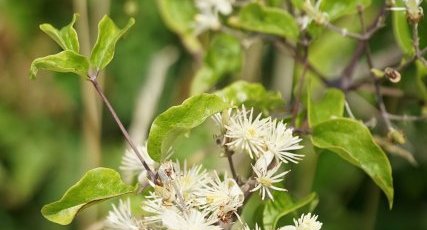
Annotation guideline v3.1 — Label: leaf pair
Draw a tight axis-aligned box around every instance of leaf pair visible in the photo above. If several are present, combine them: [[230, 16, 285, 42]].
[[30, 14, 135, 79]]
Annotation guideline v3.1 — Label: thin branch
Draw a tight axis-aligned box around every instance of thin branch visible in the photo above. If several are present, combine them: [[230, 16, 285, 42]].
[[276, 40, 330, 84], [340, 4, 387, 89], [386, 113, 427, 122], [358, 7, 393, 131], [412, 23, 427, 66], [89, 76, 156, 180], [291, 37, 310, 127]]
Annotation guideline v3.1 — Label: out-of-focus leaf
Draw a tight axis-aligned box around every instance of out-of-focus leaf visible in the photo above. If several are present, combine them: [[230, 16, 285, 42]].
[[392, 3, 414, 55], [229, 3, 299, 41], [263, 192, 318, 229], [311, 118, 394, 208], [90, 16, 135, 71], [30, 51, 89, 79], [215, 81, 284, 112], [147, 94, 231, 162], [39, 14, 79, 52], [41, 168, 135, 225], [191, 34, 242, 95], [320, 0, 371, 20], [308, 88, 345, 127], [157, 0, 201, 54]]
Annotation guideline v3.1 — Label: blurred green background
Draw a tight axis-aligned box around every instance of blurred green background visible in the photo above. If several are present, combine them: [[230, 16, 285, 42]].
[[0, 0, 426, 229]]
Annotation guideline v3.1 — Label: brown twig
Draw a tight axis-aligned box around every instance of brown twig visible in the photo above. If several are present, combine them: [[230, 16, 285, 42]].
[[89, 74, 155, 180], [358, 6, 393, 131], [290, 36, 310, 127]]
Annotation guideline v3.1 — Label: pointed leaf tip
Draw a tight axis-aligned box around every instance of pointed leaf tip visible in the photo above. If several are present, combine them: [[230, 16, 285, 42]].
[[41, 168, 135, 225], [90, 16, 135, 71]]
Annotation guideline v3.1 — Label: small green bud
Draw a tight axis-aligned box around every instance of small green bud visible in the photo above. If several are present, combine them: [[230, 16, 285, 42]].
[[387, 128, 406, 144]]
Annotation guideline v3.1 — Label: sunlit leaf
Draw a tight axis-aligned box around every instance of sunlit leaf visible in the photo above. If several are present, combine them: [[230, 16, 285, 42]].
[[90, 16, 135, 71], [30, 50, 89, 79], [191, 34, 242, 95], [229, 3, 299, 41], [215, 81, 284, 113], [311, 118, 394, 208], [157, 0, 202, 54], [41, 168, 135, 225], [39, 14, 79, 52], [147, 94, 231, 162], [263, 192, 318, 229], [308, 88, 345, 127]]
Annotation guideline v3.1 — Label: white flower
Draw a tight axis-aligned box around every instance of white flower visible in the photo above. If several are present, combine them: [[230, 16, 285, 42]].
[[267, 120, 304, 164], [278, 213, 322, 230], [105, 199, 144, 230], [195, 0, 234, 15], [161, 209, 221, 230], [120, 144, 156, 185], [212, 108, 233, 135], [303, 0, 329, 26], [175, 162, 210, 205], [194, 11, 221, 34], [225, 106, 270, 159], [196, 171, 244, 221], [193, 0, 234, 34], [251, 163, 289, 200]]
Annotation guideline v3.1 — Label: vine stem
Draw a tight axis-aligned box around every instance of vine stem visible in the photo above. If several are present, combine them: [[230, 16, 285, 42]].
[[89, 76, 155, 180], [358, 6, 393, 131]]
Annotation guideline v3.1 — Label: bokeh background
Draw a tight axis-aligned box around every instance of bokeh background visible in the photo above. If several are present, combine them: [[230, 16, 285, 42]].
[[0, 0, 426, 229]]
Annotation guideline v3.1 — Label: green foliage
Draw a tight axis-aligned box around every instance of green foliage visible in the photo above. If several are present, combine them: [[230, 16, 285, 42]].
[[320, 0, 371, 20], [41, 168, 135, 225], [157, 0, 201, 54], [392, 8, 414, 55], [263, 192, 318, 229], [191, 34, 242, 95], [311, 118, 394, 208], [30, 14, 133, 79], [308, 88, 345, 127], [39, 13, 79, 52], [229, 3, 299, 41], [215, 81, 284, 113], [29, 51, 89, 79], [90, 16, 135, 71], [147, 94, 231, 162]]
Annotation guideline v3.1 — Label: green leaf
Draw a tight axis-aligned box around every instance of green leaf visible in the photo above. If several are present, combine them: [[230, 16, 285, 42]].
[[320, 0, 371, 20], [311, 118, 394, 208], [215, 81, 284, 113], [263, 192, 318, 229], [229, 3, 299, 41], [90, 16, 135, 71], [30, 50, 89, 79], [147, 94, 231, 162], [308, 88, 345, 127], [41, 168, 135, 225], [157, 0, 201, 54], [39, 14, 79, 52], [191, 34, 242, 95], [392, 7, 414, 55]]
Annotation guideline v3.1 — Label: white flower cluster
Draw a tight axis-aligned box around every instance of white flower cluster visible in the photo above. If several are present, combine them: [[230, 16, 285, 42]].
[[193, 0, 234, 34], [109, 158, 243, 229], [213, 106, 303, 200], [244, 213, 322, 230]]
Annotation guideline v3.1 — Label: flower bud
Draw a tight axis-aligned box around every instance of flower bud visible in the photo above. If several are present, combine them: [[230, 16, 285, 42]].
[[387, 128, 406, 144], [384, 67, 401, 83]]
